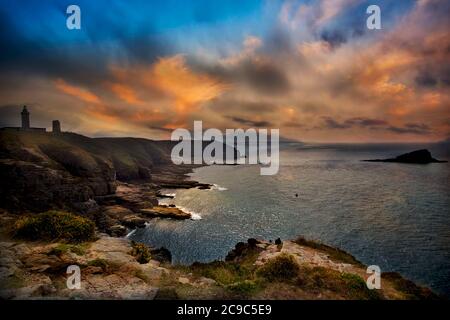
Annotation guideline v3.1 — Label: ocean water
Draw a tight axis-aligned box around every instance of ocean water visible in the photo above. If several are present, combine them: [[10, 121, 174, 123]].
[[130, 143, 450, 295]]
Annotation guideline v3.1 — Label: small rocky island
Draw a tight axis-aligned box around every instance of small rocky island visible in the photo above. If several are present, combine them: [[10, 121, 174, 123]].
[[363, 149, 447, 164]]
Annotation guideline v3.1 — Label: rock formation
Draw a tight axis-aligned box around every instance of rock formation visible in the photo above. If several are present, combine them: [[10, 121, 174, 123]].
[[364, 149, 447, 164]]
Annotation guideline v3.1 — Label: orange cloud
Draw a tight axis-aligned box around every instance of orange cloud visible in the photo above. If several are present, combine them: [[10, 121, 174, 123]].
[[150, 55, 228, 113], [422, 92, 441, 109], [55, 79, 101, 104], [109, 83, 144, 105]]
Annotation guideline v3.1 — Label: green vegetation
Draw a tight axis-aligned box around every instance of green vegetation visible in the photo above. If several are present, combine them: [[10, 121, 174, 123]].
[[130, 241, 151, 264], [133, 269, 149, 282], [257, 254, 300, 281], [226, 280, 262, 296], [86, 258, 120, 274], [47, 243, 87, 256], [0, 271, 25, 290], [340, 273, 382, 300], [382, 272, 439, 300], [185, 261, 251, 286], [178, 260, 262, 298], [293, 236, 362, 265], [87, 258, 109, 270], [295, 266, 382, 300], [14, 211, 95, 243], [180, 251, 385, 299]]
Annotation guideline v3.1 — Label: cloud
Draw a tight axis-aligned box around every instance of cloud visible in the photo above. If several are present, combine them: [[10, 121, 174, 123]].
[[387, 124, 431, 135], [322, 116, 432, 136], [239, 59, 291, 94], [200, 36, 292, 96], [151, 55, 229, 113], [344, 117, 388, 127], [108, 83, 144, 106], [55, 79, 101, 104], [322, 116, 351, 129], [0, 0, 449, 142], [227, 116, 273, 128]]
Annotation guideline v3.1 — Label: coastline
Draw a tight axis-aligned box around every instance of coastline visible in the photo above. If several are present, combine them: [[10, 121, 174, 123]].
[[0, 210, 439, 299], [92, 164, 212, 236], [0, 131, 445, 299]]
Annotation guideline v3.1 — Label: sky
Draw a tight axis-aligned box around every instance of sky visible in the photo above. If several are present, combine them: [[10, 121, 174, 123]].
[[0, 0, 449, 142]]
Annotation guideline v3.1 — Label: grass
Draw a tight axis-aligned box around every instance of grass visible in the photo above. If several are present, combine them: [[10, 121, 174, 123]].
[[186, 261, 252, 286], [0, 271, 25, 290], [256, 254, 300, 282], [180, 251, 382, 299], [340, 273, 382, 300], [47, 243, 87, 256], [293, 236, 363, 266], [86, 258, 120, 274], [179, 245, 261, 289], [14, 211, 95, 243], [174, 259, 260, 298], [226, 280, 262, 297], [295, 266, 382, 300], [382, 272, 439, 300], [130, 241, 151, 264], [133, 269, 149, 282]]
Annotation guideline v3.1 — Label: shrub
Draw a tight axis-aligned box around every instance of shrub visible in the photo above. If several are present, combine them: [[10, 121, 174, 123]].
[[87, 258, 110, 272], [340, 273, 382, 300], [14, 211, 95, 243], [382, 272, 439, 300], [47, 243, 87, 256], [227, 280, 261, 296], [131, 241, 151, 264], [257, 254, 300, 281], [186, 261, 253, 286], [296, 266, 382, 299]]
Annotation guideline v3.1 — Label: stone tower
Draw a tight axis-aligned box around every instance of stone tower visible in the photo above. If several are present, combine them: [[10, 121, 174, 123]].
[[52, 120, 61, 133], [21, 106, 30, 130]]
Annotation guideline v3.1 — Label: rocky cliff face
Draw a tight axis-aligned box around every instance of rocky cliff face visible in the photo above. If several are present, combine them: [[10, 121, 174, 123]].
[[0, 159, 115, 212], [0, 131, 176, 212]]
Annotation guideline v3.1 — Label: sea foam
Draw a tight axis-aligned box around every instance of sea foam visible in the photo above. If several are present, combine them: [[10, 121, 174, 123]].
[[178, 206, 202, 220], [212, 184, 228, 191]]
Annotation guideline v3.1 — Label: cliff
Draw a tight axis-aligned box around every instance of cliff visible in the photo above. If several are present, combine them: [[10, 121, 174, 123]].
[[0, 211, 439, 300], [0, 131, 181, 212]]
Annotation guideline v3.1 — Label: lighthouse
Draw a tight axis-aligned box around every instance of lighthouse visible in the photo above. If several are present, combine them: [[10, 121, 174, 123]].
[[21, 106, 30, 130]]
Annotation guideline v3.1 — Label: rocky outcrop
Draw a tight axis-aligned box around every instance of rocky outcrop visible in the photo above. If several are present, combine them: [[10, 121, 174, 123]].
[[0, 236, 166, 299], [92, 180, 193, 235], [140, 205, 191, 220], [0, 131, 189, 213], [364, 149, 447, 164], [0, 208, 440, 301], [0, 131, 221, 215], [0, 159, 116, 212]]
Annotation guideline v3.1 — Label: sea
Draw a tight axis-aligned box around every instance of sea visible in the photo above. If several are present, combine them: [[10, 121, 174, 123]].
[[130, 142, 450, 296]]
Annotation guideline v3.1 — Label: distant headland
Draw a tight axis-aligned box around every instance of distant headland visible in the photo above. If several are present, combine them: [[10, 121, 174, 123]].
[[363, 149, 447, 164]]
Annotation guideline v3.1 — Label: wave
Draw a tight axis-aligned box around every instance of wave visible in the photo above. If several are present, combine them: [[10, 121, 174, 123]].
[[161, 192, 176, 197], [190, 213, 202, 220], [211, 184, 228, 191], [125, 229, 136, 238], [177, 205, 202, 220]]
